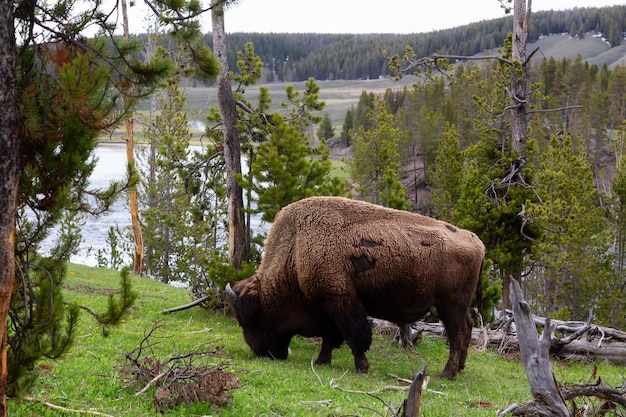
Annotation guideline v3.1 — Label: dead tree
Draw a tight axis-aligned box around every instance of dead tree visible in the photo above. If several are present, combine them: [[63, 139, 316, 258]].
[[401, 367, 426, 417], [508, 277, 571, 416]]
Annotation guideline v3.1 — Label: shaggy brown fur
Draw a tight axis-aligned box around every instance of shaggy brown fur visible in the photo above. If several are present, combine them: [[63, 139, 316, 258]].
[[227, 196, 485, 379]]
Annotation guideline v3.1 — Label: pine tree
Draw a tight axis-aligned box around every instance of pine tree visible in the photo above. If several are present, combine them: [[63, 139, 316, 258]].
[[430, 123, 463, 222], [350, 97, 408, 208], [340, 108, 354, 147], [608, 122, 626, 329], [141, 75, 222, 287], [317, 112, 335, 142], [250, 120, 348, 222], [11, 44, 159, 397], [525, 135, 612, 320]]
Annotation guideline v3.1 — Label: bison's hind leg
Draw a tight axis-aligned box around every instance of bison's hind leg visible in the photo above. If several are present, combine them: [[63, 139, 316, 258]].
[[458, 315, 474, 370], [437, 305, 473, 379]]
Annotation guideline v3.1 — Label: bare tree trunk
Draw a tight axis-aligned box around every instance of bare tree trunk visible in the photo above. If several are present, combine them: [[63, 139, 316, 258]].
[[212, 1, 248, 269], [122, 0, 144, 275], [510, 278, 570, 417], [511, 0, 531, 155], [0, 4, 20, 415]]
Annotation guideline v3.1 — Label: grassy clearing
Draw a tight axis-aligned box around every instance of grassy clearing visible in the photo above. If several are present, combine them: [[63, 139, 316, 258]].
[[9, 264, 625, 417]]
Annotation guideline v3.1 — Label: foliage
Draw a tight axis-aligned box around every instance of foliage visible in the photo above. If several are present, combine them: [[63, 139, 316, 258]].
[[10, 0, 176, 398], [250, 123, 348, 222], [429, 123, 464, 222], [207, 43, 349, 226], [316, 112, 335, 141], [350, 97, 408, 209], [140, 73, 228, 293], [340, 108, 354, 146], [610, 123, 626, 325], [8, 260, 79, 398], [524, 135, 614, 322], [12, 43, 167, 397], [94, 225, 132, 270]]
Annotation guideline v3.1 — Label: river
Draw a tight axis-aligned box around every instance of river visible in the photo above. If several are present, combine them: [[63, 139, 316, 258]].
[[41, 143, 267, 267]]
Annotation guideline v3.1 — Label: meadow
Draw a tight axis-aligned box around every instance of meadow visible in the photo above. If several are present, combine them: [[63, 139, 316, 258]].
[[8, 264, 625, 416]]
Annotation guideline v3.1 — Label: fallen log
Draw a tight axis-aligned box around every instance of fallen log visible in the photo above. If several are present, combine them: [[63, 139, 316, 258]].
[[372, 312, 626, 366]]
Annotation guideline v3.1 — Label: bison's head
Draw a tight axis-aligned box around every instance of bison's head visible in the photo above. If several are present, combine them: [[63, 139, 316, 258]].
[[225, 278, 291, 360]]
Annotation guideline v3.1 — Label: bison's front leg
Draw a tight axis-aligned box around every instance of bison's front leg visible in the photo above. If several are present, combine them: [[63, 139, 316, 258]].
[[323, 296, 372, 373], [315, 328, 344, 366]]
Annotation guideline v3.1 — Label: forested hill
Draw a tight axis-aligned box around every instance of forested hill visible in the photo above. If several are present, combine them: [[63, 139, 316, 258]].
[[196, 5, 626, 82]]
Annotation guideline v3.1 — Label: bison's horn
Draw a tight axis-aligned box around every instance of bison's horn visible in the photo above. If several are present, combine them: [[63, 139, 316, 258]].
[[224, 282, 238, 304]]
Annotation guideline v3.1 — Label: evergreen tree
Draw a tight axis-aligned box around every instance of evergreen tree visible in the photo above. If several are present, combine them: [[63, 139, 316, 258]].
[[317, 112, 335, 142], [141, 75, 224, 287], [350, 97, 408, 208], [608, 122, 626, 329], [251, 121, 348, 222], [207, 44, 347, 229], [524, 135, 613, 321], [12, 43, 160, 398], [340, 108, 354, 147], [430, 123, 463, 222]]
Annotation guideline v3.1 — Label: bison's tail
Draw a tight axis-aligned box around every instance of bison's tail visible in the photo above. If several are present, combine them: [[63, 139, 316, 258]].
[[476, 258, 484, 324]]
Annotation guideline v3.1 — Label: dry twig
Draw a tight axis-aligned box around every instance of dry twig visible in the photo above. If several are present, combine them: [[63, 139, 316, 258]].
[[23, 397, 114, 417]]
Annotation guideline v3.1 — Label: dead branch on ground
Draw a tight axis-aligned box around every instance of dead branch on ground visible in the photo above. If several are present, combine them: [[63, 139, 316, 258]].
[[116, 323, 240, 413], [23, 397, 114, 417]]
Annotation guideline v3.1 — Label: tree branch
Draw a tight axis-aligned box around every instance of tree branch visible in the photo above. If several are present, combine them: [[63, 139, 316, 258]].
[[161, 295, 210, 314], [23, 397, 114, 417]]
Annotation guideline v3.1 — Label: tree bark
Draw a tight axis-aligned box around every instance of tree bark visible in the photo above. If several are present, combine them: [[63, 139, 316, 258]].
[[0, 4, 20, 415], [510, 278, 570, 417], [401, 366, 426, 417], [211, 1, 248, 269], [511, 0, 531, 155], [122, 0, 144, 275]]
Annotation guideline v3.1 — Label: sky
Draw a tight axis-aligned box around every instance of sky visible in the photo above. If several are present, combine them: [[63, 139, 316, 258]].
[[207, 0, 626, 34]]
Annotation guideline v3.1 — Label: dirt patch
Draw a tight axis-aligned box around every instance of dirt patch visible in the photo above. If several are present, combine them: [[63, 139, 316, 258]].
[[65, 284, 116, 296]]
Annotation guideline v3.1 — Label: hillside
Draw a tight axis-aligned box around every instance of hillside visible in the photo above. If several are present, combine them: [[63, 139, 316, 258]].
[[9, 264, 626, 416], [527, 32, 626, 68]]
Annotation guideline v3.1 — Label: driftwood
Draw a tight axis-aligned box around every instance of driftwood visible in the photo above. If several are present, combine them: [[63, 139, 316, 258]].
[[161, 295, 210, 314], [401, 367, 426, 417], [23, 397, 114, 417], [373, 311, 626, 366], [508, 277, 570, 416], [371, 299, 626, 417]]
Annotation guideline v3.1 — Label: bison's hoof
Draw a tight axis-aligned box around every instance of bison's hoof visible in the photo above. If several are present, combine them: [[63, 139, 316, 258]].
[[438, 369, 457, 380], [354, 358, 370, 374]]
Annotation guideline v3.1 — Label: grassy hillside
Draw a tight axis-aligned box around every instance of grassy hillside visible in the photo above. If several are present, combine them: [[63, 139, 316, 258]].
[[8, 264, 625, 416], [527, 32, 626, 68]]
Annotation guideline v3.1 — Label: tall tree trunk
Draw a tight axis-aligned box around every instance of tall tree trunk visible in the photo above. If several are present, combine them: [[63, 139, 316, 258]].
[[497, 0, 531, 313], [212, 1, 248, 269], [0, 4, 20, 416], [511, 0, 531, 155], [122, 0, 144, 275]]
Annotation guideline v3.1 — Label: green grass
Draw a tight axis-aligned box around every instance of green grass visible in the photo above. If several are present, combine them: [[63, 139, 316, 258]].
[[9, 264, 625, 416]]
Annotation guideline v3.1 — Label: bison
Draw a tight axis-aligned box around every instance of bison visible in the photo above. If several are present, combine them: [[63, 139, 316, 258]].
[[226, 196, 484, 379]]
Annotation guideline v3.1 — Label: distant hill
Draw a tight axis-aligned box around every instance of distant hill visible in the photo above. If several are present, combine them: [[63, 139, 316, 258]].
[[527, 32, 626, 68], [191, 5, 626, 81]]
